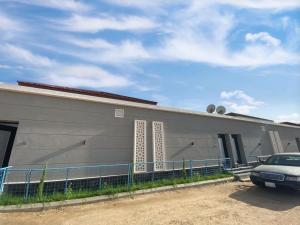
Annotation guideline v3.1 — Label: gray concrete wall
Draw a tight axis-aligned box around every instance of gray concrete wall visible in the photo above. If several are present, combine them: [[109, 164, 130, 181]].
[[0, 90, 299, 181]]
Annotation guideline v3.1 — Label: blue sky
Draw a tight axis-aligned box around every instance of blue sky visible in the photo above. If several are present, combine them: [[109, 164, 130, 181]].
[[0, 0, 299, 122]]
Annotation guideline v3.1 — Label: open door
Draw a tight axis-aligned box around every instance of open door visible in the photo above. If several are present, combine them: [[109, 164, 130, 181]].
[[231, 134, 247, 165], [0, 124, 17, 168], [218, 134, 229, 159], [218, 133, 247, 167]]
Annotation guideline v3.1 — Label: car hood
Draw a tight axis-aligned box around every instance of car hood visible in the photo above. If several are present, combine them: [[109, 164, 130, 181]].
[[254, 165, 300, 176]]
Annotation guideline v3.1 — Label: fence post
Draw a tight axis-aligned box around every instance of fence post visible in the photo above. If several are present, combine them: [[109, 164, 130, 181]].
[[205, 160, 208, 176], [24, 169, 32, 202], [0, 168, 8, 194], [127, 163, 132, 188], [172, 160, 175, 178], [64, 168, 70, 194], [226, 158, 233, 171], [99, 176, 102, 190], [189, 160, 193, 178], [151, 162, 154, 182]]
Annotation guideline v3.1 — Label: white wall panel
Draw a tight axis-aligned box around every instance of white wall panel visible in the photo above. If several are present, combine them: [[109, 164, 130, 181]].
[[152, 121, 166, 171], [133, 120, 147, 173]]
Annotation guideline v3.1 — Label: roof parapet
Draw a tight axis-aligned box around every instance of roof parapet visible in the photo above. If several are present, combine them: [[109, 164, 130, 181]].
[[17, 81, 157, 105]]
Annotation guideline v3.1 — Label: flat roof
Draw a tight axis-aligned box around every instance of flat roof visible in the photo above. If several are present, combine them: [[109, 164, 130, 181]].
[[18, 81, 157, 105], [226, 112, 274, 122], [0, 83, 299, 129], [280, 122, 300, 127]]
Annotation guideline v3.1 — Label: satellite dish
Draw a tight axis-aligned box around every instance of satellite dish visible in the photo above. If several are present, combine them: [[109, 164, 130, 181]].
[[216, 106, 226, 115], [206, 104, 216, 113]]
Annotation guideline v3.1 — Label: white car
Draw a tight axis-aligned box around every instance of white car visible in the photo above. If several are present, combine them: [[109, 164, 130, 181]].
[[250, 153, 300, 190]]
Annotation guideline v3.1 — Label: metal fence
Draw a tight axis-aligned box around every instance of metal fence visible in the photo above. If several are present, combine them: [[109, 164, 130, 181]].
[[0, 158, 232, 202]]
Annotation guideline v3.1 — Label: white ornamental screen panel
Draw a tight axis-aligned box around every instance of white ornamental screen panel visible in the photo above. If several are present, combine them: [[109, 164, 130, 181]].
[[133, 120, 147, 173], [152, 121, 166, 171]]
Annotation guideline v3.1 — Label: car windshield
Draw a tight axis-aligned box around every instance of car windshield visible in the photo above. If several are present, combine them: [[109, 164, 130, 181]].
[[265, 155, 300, 167]]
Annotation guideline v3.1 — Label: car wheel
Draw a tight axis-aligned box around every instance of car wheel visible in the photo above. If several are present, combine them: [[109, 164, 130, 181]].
[[251, 180, 263, 187]]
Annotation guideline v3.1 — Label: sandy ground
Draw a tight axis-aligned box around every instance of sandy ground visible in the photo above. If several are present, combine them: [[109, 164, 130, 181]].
[[1, 181, 300, 225]]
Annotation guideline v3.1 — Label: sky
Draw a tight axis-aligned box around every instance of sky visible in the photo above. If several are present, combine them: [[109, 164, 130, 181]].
[[0, 0, 299, 123]]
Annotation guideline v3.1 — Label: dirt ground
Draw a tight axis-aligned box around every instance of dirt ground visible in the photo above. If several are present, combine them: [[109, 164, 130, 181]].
[[1, 181, 300, 225]]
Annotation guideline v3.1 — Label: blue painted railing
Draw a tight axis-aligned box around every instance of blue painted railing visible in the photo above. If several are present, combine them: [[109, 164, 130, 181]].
[[0, 158, 232, 201], [0, 166, 11, 194]]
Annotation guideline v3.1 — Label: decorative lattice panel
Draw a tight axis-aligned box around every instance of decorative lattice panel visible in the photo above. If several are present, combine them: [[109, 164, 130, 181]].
[[152, 121, 166, 171], [133, 120, 147, 173]]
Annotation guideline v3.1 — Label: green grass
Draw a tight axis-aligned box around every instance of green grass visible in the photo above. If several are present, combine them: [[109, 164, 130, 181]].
[[0, 172, 232, 206]]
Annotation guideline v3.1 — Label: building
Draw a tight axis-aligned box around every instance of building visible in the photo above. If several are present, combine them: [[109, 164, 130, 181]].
[[0, 81, 300, 179]]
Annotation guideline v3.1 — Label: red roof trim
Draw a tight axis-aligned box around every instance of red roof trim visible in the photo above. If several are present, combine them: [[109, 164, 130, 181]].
[[17, 81, 157, 105]]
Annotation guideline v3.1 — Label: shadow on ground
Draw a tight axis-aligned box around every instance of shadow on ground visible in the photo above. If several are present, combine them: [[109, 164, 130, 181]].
[[229, 183, 300, 211]]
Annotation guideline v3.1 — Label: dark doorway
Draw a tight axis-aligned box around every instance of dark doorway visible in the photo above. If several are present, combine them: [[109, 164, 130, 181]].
[[296, 138, 300, 152], [231, 134, 247, 165], [218, 134, 229, 158], [0, 124, 17, 168]]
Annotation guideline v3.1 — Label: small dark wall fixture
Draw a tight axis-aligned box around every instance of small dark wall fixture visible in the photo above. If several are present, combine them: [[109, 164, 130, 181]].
[[284, 142, 291, 151], [32, 140, 88, 164], [170, 142, 195, 158]]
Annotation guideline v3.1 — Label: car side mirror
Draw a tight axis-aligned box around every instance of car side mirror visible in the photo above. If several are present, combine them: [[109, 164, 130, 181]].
[[258, 157, 266, 164]]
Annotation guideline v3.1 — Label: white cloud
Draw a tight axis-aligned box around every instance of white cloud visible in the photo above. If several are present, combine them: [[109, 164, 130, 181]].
[[0, 64, 11, 69], [157, 5, 300, 67], [276, 113, 300, 123], [44, 65, 133, 88], [107, 0, 300, 11], [0, 44, 55, 67], [0, 44, 134, 89], [220, 90, 264, 114], [49, 38, 151, 65], [58, 15, 157, 33], [96, 40, 151, 63], [155, 3, 299, 67], [9, 0, 90, 12], [99, 1, 300, 67], [0, 13, 20, 31], [217, 0, 300, 10], [6, 1, 297, 69], [0, 12, 24, 41], [281, 16, 290, 28], [66, 37, 115, 49], [104, 0, 166, 9], [245, 32, 281, 46], [0, 0, 299, 97]]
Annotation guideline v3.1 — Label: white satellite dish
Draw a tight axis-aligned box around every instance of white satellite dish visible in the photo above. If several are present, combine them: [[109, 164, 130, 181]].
[[216, 106, 226, 115], [206, 104, 216, 113]]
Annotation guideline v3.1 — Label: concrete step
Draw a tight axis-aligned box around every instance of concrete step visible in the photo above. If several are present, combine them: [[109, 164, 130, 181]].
[[233, 172, 250, 182], [232, 168, 253, 175], [231, 165, 253, 171]]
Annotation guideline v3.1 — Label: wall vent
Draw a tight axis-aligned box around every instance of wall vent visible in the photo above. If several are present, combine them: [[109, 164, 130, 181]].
[[115, 108, 124, 118]]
